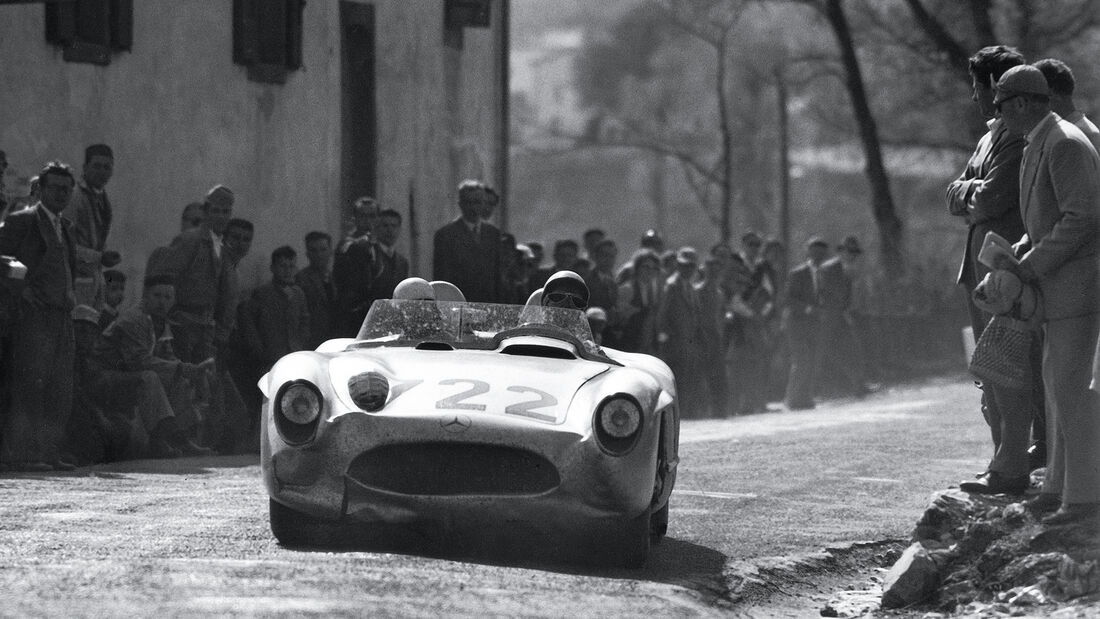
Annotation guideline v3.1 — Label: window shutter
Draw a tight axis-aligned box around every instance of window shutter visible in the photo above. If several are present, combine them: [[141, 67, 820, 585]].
[[109, 0, 133, 51], [45, 0, 78, 45], [76, 0, 111, 46], [233, 0, 260, 65], [286, 0, 305, 70]]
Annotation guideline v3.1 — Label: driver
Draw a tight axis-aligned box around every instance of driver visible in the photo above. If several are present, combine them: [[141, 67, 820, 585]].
[[534, 270, 590, 310]]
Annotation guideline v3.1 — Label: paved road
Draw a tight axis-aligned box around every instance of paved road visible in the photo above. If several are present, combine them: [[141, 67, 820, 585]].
[[0, 377, 990, 616]]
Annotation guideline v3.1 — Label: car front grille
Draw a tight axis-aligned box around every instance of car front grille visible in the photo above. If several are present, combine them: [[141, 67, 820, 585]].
[[346, 443, 561, 496]]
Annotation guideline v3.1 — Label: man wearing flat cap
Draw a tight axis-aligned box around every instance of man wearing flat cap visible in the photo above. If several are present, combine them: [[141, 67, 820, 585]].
[[946, 46, 1036, 497], [994, 63, 1100, 526]]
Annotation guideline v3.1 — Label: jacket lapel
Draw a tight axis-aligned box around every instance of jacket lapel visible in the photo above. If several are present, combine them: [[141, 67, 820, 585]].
[[1019, 116, 1055, 221]]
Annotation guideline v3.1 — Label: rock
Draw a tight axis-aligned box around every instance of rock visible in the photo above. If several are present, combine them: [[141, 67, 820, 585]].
[[913, 490, 977, 542], [882, 542, 942, 609], [1002, 502, 1028, 526], [958, 521, 1005, 556], [995, 552, 1064, 589], [1053, 556, 1100, 600], [1029, 525, 1100, 554]]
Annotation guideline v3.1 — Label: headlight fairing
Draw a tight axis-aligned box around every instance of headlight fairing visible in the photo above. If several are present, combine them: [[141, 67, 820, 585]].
[[594, 395, 643, 455], [275, 380, 324, 444], [348, 371, 390, 412]]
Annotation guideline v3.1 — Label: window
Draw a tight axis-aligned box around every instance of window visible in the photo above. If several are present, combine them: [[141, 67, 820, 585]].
[[234, 0, 306, 84], [45, 0, 133, 66]]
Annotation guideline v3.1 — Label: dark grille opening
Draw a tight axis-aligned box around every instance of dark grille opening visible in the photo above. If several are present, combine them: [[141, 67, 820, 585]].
[[346, 443, 561, 496]]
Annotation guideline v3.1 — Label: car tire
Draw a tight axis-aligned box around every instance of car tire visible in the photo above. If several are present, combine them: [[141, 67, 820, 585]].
[[607, 511, 651, 568], [269, 499, 348, 547], [650, 503, 669, 544]]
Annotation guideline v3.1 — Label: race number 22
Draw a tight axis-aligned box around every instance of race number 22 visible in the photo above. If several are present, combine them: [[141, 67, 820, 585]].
[[434, 379, 558, 422]]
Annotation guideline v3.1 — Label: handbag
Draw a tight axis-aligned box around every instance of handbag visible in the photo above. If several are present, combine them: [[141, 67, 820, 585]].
[[968, 314, 1035, 390]]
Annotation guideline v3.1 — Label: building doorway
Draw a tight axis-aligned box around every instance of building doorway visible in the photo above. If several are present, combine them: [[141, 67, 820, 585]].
[[340, 1, 377, 214]]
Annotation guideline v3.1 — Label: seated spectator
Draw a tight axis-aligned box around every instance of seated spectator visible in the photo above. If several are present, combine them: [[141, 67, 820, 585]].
[[87, 275, 215, 458], [98, 269, 127, 330]]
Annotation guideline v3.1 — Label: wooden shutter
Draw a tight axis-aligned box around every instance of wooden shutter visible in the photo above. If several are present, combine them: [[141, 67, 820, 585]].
[[233, 0, 260, 65], [286, 0, 305, 70], [109, 0, 133, 51], [45, 0, 78, 45]]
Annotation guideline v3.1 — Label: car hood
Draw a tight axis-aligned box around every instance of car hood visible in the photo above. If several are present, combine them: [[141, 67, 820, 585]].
[[326, 346, 612, 425]]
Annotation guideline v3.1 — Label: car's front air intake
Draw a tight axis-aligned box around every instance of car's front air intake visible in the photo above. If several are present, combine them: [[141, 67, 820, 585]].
[[346, 443, 561, 496]]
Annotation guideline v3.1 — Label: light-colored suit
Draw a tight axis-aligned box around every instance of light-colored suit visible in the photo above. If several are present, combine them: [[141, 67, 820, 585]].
[[1018, 112, 1100, 504]]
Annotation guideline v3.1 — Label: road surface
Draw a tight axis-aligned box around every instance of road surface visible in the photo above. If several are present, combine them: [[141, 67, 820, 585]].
[[0, 376, 992, 616]]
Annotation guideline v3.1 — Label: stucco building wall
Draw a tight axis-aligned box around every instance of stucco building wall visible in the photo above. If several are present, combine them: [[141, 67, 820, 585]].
[[0, 0, 505, 290]]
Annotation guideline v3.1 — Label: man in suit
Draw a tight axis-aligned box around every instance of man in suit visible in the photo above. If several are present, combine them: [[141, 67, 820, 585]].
[[297, 231, 338, 348], [333, 196, 381, 334], [1034, 58, 1100, 154], [0, 161, 78, 471], [432, 180, 501, 303], [783, 237, 831, 410], [370, 208, 410, 301], [995, 64, 1100, 525], [152, 185, 234, 364], [946, 46, 1035, 495], [64, 144, 121, 307], [656, 247, 703, 417]]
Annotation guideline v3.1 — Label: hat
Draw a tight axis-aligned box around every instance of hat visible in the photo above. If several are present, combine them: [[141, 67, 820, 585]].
[[676, 247, 698, 265], [837, 235, 862, 254], [393, 277, 435, 301], [994, 65, 1050, 104], [429, 280, 466, 303], [205, 184, 234, 208], [806, 236, 829, 249]]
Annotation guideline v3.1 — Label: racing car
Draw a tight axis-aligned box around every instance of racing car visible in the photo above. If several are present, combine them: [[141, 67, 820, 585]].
[[260, 299, 680, 567]]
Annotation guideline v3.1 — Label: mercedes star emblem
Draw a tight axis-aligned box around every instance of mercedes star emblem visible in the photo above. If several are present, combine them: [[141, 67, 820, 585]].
[[441, 415, 472, 433]]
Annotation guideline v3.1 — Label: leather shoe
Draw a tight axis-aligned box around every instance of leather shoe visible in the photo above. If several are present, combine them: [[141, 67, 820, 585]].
[[1026, 493, 1062, 516], [1042, 502, 1100, 527], [959, 471, 1029, 495]]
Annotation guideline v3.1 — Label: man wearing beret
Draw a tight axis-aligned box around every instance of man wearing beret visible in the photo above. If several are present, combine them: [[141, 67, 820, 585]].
[[946, 46, 1035, 496], [995, 64, 1100, 526]]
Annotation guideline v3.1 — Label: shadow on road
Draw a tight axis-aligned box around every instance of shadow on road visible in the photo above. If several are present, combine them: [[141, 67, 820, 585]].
[[282, 528, 730, 595], [0, 454, 261, 478]]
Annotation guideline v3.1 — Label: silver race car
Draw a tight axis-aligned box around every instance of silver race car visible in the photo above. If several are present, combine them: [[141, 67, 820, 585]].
[[260, 299, 680, 567]]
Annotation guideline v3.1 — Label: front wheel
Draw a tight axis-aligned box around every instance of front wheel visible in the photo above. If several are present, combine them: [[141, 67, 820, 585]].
[[603, 511, 651, 568]]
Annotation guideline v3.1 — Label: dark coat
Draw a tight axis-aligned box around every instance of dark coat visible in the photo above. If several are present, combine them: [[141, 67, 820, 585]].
[[432, 218, 501, 303], [0, 204, 77, 312]]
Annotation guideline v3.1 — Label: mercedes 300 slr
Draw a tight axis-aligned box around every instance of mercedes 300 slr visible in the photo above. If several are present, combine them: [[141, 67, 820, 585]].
[[260, 299, 680, 567]]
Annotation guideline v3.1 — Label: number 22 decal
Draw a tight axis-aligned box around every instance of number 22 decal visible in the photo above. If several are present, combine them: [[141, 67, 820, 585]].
[[433, 379, 558, 421]]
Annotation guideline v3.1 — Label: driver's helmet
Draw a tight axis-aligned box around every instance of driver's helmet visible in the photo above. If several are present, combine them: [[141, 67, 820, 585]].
[[541, 270, 589, 310]]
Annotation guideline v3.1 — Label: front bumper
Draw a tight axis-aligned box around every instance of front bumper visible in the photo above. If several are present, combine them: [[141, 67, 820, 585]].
[[263, 407, 661, 531]]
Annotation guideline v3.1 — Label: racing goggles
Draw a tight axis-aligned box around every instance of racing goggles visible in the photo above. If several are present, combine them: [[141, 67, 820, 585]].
[[544, 291, 587, 309]]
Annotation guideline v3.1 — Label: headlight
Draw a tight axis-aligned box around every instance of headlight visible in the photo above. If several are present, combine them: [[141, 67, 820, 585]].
[[349, 372, 389, 412], [275, 380, 323, 444], [595, 395, 643, 455]]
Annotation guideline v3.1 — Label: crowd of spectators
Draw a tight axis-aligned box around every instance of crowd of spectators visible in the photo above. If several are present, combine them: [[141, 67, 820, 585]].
[[0, 151, 895, 471]]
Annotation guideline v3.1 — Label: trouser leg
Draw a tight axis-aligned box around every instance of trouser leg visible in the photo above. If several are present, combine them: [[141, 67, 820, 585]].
[[986, 382, 1032, 478], [1043, 315, 1100, 504]]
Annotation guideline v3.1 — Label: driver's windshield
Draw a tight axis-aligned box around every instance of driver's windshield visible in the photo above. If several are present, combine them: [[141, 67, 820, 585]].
[[354, 300, 597, 351]]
